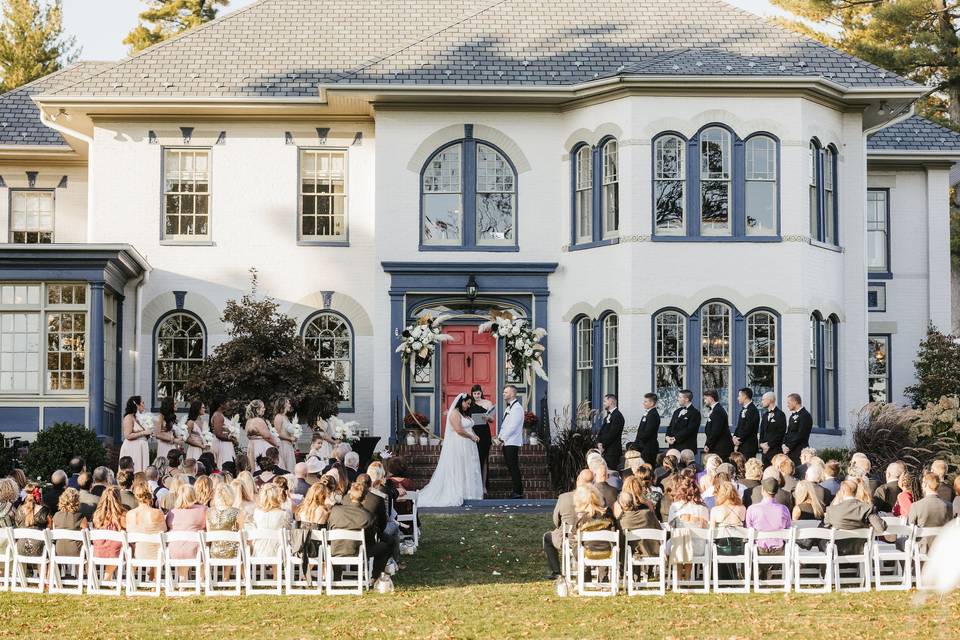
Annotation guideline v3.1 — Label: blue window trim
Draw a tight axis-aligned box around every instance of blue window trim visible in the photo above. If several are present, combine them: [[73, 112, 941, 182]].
[[809, 141, 841, 248], [868, 282, 887, 312], [650, 126, 782, 242], [570, 311, 618, 419], [650, 303, 782, 426], [569, 138, 620, 250], [300, 309, 356, 414], [150, 309, 208, 412], [868, 332, 893, 405], [419, 125, 519, 253], [867, 187, 892, 279], [809, 312, 841, 431]]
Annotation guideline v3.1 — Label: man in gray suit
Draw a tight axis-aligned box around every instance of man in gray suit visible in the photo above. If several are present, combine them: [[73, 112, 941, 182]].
[[327, 480, 391, 582], [908, 473, 953, 547], [824, 480, 886, 555], [543, 469, 593, 579]]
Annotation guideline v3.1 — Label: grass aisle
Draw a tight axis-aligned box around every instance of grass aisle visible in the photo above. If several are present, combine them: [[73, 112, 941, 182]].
[[0, 512, 957, 639]]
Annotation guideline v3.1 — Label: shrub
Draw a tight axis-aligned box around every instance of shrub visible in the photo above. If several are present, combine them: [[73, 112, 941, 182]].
[[905, 325, 960, 408], [546, 405, 597, 493], [816, 447, 849, 466], [0, 433, 15, 476], [852, 403, 915, 473], [22, 422, 106, 481]]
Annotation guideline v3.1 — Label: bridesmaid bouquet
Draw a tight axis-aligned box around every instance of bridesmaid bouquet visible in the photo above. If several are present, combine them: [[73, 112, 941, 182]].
[[269, 424, 281, 442], [225, 415, 242, 440], [135, 412, 155, 432], [201, 430, 215, 449], [290, 416, 303, 440], [172, 422, 189, 442]]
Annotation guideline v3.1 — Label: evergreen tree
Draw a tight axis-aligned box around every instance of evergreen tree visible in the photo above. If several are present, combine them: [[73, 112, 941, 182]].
[[124, 0, 229, 53], [771, 0, 960, 124], [0, 0, 75, 92], [904, 324, 960, 407]]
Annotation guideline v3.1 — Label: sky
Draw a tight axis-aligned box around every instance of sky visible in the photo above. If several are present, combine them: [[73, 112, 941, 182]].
[[66, 0, 785, 62]]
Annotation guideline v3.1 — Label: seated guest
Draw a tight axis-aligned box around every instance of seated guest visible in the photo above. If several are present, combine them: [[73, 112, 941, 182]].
[[697, 454, 722, 492], [51, 487, 87, 557], [573, 485, 617, 562], [874, 461, 904, 513], [893, 473, 914, 518], [728, 452, 747, 483], [252, 484, 292, 558], [657, 455, 681, 522], [253, 448, 287, 485], [231, 471, 258, 523], [679, 449, 697, 471], [327, 480, 391, 582], [67, 457, 85, 489], [117, 470, 138, 510], [194, 475, 214, 508], [747, 468, 794, 510], [631, 465, 662, 516], [930, 459, 955, 503], [614, 475, 662, 560], [908, 473, 953, 532], [543, 469, 592, 579], [298, 481, 332, 528], [776, 457, 798, 493], [795, 447, 817, 480], [745, 477, 791, 574], [118, 456, 135, 475], [90, 466, 110, 498], [126, 483, 167, 571], [621, 449, 644, 481], [166, 449, 183, 475], [91, 486, 127, 580], [14, 483, 49, 556], [666, 474, 709, 579], [824, 480, 886, 555], [821, 460, 842, 496], [803, 464, 832, 507], [76, 472, 97, 517], [586, 455, 618, 508], [343, 451, 361, 484], [43, 470, 68, 515], [180, 458, 199, 485], [292, 462, 312, 497], [206, 484, 241, 580], [849, 453, 880, 495], [953, 476, 960, 518], [741, 458, 763, 494], [363, 464, 401, 561], [0, 479, 17, 554], [272, 475, 294, 517], [160, 477, 183, 512], [716, 463, 747, 499], [198, 452, 218, 477], [702, 470, 729, 509], [791, 481, 825, 523], [709, 481, 746, 528], [165, 484, 207, 566]]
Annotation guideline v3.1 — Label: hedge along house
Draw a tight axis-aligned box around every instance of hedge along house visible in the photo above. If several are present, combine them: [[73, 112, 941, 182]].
[[0, 0, 958, 451]]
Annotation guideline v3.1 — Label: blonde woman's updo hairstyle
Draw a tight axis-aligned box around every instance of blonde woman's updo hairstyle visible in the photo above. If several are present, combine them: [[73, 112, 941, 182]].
[[257, 484, 284, 511], [246, 399, 265, 420], [58, 487, 80, 513], [174, 483, 198, 510]]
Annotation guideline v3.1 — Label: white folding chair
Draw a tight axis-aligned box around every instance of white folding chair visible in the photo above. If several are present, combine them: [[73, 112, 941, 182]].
[[163, 531, 204, 595], [86, 530, 127, 595], [623, 528, 667, 596], [752, 529, 793, 592], [203, 530, 244, 596], [670, 527, 711, 594], [711, 526, 752, 593], [792, 527, 834, 593], [47, 529, 87, 594], [325, 529, 367, 595], [395, 491, 419, 549], [0, 528, 12, 591], [560, 523, 574, 585], [882, 516, 906, 527], [244, 529, 285, 595], [284, 528, 325, 595], [873, 524, 913, 591], [913, 526, 942, 590], [833, 528, 873, 592], [10, 528, 50, 593], [576, 530, 619, 597], [125, 532, 165, 596]]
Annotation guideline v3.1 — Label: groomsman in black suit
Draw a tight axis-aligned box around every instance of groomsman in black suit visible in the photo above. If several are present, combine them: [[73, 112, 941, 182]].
[[666, 389, 700, 454], [782, 393, 813, 466], [702, 390, 733, 460], [632, 392, 661, 466], [758, 391, 786, 467], [597, 394, 624, 472], [733, 388, 760, 460]]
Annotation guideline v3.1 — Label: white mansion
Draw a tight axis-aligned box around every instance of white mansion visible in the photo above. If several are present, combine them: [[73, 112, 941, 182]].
[[0, 0, 957, 450]]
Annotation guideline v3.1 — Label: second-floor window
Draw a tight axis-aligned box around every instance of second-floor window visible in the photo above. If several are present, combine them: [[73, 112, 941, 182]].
[[570, 138, 619, 248], [809, 140, 839, 247], [300, 149, 348, 243], [867, 189, 890, 275], [163, 148, 210, 241], [10, 190, 54, 244]]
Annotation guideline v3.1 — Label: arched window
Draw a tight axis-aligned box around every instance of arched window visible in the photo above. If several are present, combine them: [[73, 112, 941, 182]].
[[602, 313, 618, 398], [824, 146, 838, 246], [654, 310, 686, 415], [699, 127, 731, 235], [825, 315, 838, 428], [154, 312, 205, 408], [809, 313, 821, 427], [745, 135, 777, 236], [574, 316, 593, 408], [303, 312, 353, 408], [574, 145, 593, 243], [700, 302, 732, 407], [421, 136, 517, 250], [654, 134, 686, 235], [746, 310, 777, 401], [808, 141, 821, 241], [601, 139, 619, 238]]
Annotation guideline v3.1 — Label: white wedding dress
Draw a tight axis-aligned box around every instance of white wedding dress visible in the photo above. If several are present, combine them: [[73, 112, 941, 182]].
[[417, 398, 485, 508]]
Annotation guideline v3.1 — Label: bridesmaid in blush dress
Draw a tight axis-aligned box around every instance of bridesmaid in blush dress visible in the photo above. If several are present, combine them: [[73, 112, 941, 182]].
[[154, 396, 183, 463], [245, 399, 277, 471], [118, 396, 151, 473], [273, 397, 298, 473], [184, 400, 209, 462], [209, 395, 236, 470]]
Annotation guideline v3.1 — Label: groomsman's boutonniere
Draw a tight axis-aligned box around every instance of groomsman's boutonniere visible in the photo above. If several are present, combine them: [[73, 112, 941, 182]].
[[679, 409, 687, 417], [740, 408, 747, 418]]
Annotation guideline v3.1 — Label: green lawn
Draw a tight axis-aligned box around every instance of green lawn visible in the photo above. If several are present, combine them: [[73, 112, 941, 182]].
[[0, 512, 958, 639]]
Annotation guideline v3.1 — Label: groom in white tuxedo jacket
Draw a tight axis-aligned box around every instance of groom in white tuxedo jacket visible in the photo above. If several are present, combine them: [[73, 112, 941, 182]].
[[500, 385, 525, 498]]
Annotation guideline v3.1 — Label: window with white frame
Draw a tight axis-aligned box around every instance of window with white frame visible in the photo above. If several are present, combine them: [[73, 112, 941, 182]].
[[9, 190, 54, 244], [654, 135, 686, 235], [746, 310, 777, 402], [868, 334, 890, 403], [601, 139, 619, 238], [602, 314, 618, 398], [654, 310, 686, 416], [574, 145, 593, 243], [867, 189, 889, 274], [475, 143, 516, 245], [163, 148, 210, 240], [575, 316, 593, 409], [303, 312, 352, 407], [300, 149, 347, 241], [699, 127, 731, 236], [700, 302, 732, 407], [745, 136, 777, 235], [45, 284, 87, 392], [0, 285, 41, 392], [422, 144, 463, 245], [154, 312, 205, 408]]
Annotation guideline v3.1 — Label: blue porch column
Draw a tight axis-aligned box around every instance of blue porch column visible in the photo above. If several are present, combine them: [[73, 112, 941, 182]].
[[88, 281, 105, 436]]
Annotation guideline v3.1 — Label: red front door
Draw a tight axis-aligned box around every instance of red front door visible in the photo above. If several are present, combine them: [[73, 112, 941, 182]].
[[442, 325, 496, 435]]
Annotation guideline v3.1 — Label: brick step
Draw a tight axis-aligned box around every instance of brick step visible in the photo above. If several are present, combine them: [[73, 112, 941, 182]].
[[396, 452, 549, 462], [408, 478, 553, 490], [393, 444, 547, 454], [485, 491, 555, 500]]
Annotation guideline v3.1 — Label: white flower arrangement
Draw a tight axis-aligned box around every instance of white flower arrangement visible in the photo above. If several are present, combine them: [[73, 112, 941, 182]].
[[269, 425, 281, 442], [290, 415, 303, 440], [201, 430, 215, 449], [479, 311, 548, 383], [135, 412, 155, 432], [172, 421, 189, 442], [396, 311, 454, 365], [328, 415, 360, 443], [224, 416, 241, 440]]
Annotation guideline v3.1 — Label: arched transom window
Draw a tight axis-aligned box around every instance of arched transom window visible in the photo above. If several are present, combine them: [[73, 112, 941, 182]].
[[303, 312, 353, 407], [154, 312, 205, 408]]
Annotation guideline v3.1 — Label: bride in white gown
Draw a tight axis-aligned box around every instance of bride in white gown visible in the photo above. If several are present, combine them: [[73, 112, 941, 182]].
[[417, 393, 485, 508]]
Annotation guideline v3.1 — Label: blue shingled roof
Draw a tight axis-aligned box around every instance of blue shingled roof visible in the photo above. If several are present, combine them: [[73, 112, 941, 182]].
[[868, 116, 960, 153]]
